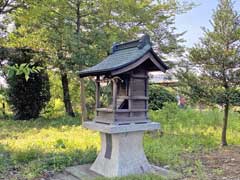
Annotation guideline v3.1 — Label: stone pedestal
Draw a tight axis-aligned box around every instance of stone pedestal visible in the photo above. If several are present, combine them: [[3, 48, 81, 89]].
[[91, 131, 151, 177], [83, 121, 160, 177]]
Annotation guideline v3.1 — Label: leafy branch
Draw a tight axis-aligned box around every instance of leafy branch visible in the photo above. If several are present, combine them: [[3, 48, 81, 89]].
[[7, 63, 43, 81]]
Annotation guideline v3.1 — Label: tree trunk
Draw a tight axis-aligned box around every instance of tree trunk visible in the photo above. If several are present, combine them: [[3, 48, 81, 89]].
[[61, 72, 75, 117], [2, 102, 6, 118], [222, 101, 229, 146], [80, 78, 87, 122], [76, 1, 87, 122]]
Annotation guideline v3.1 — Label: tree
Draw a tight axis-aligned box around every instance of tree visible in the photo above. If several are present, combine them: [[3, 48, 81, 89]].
[[0, 0, 24, 15], [0, 0, 25, 43], [66, 0, 100, 120], [1, 48, 50, 120], [178, 0, 240, 146], [11, 0, 103, 118], [10, 0, 76, 117], [95, 0, 192, 56], [8, 0, 193, 120]]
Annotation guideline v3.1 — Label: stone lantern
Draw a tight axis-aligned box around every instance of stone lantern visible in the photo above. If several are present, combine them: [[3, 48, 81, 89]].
[[78, 35, 169, 178]]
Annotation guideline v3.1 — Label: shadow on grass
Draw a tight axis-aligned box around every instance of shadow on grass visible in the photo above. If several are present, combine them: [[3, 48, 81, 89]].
[[0, 142, 97, 179], [0, 144, 12, 173], [0, 115, 82, 136]]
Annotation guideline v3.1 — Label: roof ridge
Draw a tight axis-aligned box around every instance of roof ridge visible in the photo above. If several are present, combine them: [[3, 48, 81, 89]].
[[110, 34, 151, 54]]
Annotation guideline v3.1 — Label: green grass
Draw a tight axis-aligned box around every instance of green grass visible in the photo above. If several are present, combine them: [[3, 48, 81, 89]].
[[0, 105, 240, 179], [0, 116, 100, 179]]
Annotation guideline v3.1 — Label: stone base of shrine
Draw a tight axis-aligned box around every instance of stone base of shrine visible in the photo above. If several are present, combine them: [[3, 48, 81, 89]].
[[81, 121, 178, 178], [91, 131, 151, 177], [64, 164, 180, 180], [83, 121, 160, 176]]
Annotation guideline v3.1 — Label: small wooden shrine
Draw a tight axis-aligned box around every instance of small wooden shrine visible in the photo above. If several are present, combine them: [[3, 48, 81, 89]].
[[79, 34, 168, 177]]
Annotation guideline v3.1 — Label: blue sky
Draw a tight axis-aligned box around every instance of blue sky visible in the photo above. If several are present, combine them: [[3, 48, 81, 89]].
[[175, 0, 240, 47]]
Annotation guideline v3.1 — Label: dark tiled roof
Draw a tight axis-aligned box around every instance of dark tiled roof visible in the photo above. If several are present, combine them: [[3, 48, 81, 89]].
[[79, 35, 168, 77]]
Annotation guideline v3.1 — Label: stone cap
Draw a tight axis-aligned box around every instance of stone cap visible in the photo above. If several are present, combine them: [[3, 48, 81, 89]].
[[83, 121, 160, 134]]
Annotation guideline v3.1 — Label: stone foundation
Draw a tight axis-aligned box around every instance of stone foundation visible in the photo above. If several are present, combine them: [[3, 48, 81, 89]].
[[83, 121, 160, 177], [91, 131, 151, 177]]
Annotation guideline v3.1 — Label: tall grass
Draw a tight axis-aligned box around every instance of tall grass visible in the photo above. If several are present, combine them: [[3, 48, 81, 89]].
[[145, 103, 240, 168]]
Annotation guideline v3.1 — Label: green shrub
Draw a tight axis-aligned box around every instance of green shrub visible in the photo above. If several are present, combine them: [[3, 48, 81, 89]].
[[7, 48, 50, 120], [149, 85, 177, 110]]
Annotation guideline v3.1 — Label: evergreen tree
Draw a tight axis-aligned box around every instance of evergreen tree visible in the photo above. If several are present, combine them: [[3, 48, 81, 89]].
[[179, 0, 240, 146]]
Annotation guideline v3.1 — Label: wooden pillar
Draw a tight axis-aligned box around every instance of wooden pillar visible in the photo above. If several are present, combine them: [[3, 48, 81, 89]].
[[145, 74, 149, 118], [112, 78, 117, 111], [95, 76, 100, 111], [128, 76, 133, 117]]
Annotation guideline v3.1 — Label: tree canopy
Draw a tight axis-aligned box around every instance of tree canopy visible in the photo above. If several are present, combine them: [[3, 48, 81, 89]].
[[0, 0, 193, 119]]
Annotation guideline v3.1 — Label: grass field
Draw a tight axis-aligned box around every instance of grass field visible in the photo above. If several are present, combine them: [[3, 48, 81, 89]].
[[0, 104, 240, 179]]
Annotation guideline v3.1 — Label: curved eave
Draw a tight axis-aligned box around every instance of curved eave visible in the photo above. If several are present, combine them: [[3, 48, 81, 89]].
[[150, 49, 169, 71]]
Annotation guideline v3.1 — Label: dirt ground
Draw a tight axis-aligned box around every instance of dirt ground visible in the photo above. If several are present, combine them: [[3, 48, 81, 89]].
[[182, 146, 240, 180]]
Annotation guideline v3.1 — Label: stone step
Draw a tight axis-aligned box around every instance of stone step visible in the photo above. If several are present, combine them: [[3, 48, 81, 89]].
[[50, 164, 181, 180], [50, 172, 80, 180], [65, 164, 101, 180]]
